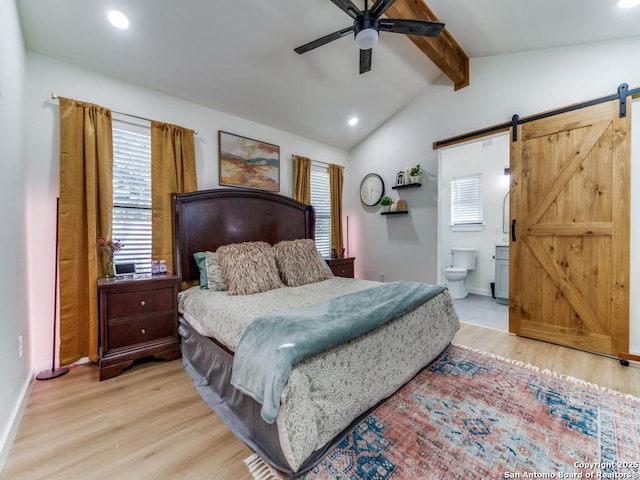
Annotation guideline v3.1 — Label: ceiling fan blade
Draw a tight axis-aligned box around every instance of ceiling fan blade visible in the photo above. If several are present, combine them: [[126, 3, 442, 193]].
[[329, 0, 361, 20], [294, 26, 354, 54], [379, 18, 444, 37], [369, 0, 397, 18], [359, 48, 372, 74]]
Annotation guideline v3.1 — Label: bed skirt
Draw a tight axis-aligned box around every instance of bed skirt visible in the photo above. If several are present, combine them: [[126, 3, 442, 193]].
[[180, 319, 370, 476]]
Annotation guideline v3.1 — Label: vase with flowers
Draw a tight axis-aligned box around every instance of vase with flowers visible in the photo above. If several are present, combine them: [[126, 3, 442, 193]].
[[97, 237, 123, 278]]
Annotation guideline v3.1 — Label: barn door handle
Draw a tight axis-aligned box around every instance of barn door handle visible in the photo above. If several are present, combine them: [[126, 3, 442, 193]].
[[511, 219, 517, 241]]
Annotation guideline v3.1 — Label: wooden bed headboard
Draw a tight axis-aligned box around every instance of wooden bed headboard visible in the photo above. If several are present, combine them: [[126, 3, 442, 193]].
[[172, 188, 315, 286]]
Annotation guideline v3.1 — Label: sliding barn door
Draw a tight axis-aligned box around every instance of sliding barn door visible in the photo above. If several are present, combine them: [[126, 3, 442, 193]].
[[509, 99, 631, 356]]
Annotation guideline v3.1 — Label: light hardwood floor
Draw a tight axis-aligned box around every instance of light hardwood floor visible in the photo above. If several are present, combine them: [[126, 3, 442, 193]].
[[2, 322, 639, 480]]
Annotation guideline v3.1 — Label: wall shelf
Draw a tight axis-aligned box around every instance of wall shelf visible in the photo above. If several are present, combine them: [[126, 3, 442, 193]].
[[381, 211, 409, 215], [392, 183, 421, 190]]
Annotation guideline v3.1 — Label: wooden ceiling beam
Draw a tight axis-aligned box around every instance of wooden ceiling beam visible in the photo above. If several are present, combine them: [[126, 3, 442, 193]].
[[381, 0, 470, 90]]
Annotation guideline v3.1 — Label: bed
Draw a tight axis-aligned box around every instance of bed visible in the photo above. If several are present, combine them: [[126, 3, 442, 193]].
[[172, 188, 459, 476]]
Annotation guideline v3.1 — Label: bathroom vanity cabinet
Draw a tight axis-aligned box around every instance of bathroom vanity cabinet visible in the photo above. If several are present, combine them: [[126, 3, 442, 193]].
[[495, 245, 509, 305]]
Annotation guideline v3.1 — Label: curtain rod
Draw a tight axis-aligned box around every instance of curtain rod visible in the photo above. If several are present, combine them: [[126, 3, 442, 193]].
[[292, 154, 330, 167], [50, 93, 198, 135]]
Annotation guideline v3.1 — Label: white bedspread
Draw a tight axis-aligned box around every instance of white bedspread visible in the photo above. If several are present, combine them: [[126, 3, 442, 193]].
[[178, 278, 459, 472], [179, 277, 380, 350]]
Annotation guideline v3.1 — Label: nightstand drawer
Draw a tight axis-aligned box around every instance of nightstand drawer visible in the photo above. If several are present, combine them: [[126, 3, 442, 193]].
[[326, 257, 355, 278], [107, 313, 175, 349], [106, 287, 175, 319], [330, 263, 354, 278]]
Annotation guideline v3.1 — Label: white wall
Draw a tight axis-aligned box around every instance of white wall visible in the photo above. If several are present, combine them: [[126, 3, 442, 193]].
[[0, 0, 32, 471], [25, 52, 349, 372], [349, 36, 640, 353], [439, 134, 510, 296]]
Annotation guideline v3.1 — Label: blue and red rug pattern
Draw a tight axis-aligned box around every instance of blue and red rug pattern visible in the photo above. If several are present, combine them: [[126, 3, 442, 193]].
[[246, 344, 640, 480]]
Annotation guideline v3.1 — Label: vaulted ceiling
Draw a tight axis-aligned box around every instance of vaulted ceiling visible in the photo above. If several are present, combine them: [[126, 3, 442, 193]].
[[17, 0, 640, 149]]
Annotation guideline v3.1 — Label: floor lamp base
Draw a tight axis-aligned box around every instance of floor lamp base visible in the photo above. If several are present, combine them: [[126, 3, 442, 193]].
[[36, 367, 70, 381]]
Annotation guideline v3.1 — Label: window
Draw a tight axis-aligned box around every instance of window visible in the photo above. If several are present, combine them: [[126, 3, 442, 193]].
[[310, 164, 331, 258], [111, 120, 152, 273], [451, 173, 483, 227]]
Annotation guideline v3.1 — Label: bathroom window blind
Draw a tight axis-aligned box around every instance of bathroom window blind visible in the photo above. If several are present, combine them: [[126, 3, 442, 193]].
[[451, 173, 483, 225], [111, 121, 152, 273]]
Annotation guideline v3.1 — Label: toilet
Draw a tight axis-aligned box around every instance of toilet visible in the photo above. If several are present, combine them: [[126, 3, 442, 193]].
[[444, 247, 477, 299]]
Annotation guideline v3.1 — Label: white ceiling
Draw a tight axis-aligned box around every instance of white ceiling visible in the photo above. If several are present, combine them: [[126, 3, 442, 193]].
[[17, 0, 640, 150]]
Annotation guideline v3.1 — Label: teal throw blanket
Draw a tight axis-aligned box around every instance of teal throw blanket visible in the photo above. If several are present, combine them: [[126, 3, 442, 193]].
[[230, 281, 447, 423]]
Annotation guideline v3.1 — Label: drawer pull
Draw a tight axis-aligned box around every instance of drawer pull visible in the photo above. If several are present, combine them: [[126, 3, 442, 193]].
[[140, 300, 146, 307], [141, 328, 146, 335]]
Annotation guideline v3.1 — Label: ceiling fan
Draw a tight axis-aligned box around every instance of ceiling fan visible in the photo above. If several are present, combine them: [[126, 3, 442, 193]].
[[294, 0, 445, 74]]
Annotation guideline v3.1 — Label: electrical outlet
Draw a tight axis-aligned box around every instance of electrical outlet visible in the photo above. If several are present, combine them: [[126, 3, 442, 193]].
[[18, 335, 23, 359]]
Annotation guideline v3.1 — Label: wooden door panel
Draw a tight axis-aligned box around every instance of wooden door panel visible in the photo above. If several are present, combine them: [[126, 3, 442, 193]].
[[518, 320, 613, 353], [521, 101, 613, 140], [510, 99, 630, 357], [523, 121, 610, 228], [527, 236, 602, 332]]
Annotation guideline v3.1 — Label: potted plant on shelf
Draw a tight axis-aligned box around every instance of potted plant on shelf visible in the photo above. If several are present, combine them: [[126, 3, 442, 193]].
[[380, 195, 393, 212], [409, 164, 425, 184]]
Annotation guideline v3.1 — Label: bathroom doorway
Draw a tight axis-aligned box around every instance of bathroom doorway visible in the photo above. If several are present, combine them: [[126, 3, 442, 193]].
[[437, 133, 510, 330]]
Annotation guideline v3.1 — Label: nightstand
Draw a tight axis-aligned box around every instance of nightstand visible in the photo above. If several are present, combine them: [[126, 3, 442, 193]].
[[326, 257, 355, 278], [98, 274, 181, 380]]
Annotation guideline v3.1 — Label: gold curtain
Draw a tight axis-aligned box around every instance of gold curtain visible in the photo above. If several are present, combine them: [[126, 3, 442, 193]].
[[329, 163, 344, 256], [151, 121, 197, 274], [58, 97, 113, 365], [292, 155, 311, 204]]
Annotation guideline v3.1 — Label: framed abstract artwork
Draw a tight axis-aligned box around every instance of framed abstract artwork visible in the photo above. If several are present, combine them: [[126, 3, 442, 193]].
[[218, 130, 280, 191]]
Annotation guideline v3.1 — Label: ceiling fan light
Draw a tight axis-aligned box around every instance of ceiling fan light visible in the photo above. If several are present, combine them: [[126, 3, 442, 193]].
[[107, 10, 130, 29], [355, 28, 378, 50]]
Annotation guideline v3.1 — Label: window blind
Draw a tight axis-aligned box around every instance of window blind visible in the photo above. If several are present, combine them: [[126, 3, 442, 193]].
[[451, 173, 483, 225], [310, 165, 331, 258], [112, 124, 152, 273]]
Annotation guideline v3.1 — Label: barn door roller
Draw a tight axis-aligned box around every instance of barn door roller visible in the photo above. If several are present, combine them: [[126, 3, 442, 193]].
[[618, 83, 628, 118]]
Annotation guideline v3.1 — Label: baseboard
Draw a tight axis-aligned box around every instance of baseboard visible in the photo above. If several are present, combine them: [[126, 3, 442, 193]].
[[34, 358, 53, 375], [467, 287, 493, 297], [0, 373, 34, 475], [35, 356, 90, 373]]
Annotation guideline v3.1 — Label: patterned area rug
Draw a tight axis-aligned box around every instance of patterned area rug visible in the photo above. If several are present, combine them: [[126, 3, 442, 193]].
[[245, 344, 640, 480]]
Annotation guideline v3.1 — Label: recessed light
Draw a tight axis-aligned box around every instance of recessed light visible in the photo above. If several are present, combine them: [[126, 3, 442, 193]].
[[348, 117, 359, 126], [617, 0, 640, 8], [108, 10, 130, 29]]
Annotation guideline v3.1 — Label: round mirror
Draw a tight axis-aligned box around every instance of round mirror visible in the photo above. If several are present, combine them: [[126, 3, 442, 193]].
[[360, 173, 385, 206]]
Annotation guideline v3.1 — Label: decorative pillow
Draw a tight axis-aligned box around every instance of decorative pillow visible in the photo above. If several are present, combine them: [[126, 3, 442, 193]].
[[216, 241, 284, 295], [320, 254, 335, 277], [273, 238, 333, 287], [193, 251, 228, 290], [193, 252, 209, 288], [205, 251, 228, 291]]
